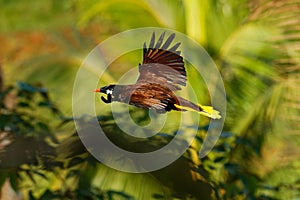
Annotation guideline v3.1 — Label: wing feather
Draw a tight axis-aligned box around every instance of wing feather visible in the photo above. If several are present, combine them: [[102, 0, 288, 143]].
[[138, 32, 186, 91], [161, 33, 175, 50], [149, 32, 155, 49], [155, 32, 165, 49]]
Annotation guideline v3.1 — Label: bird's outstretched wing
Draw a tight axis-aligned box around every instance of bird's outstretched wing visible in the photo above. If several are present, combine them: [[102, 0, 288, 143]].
[[137, 32, 186, 91]]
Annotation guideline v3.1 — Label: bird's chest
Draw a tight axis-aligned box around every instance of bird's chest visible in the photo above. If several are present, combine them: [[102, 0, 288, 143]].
[[113, 86, 137, 103], [115, 93, 132, 103]]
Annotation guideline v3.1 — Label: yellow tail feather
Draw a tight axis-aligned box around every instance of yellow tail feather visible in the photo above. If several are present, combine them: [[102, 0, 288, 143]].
[[201, 105, 222, 119], [174, 104, 221, 119]]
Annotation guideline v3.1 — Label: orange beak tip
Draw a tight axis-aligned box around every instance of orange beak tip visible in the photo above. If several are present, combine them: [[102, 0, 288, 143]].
[[93, 89, 100, 92]]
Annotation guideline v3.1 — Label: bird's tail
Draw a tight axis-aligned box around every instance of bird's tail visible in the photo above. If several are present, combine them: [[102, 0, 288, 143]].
[[174, 97, 221, 119]]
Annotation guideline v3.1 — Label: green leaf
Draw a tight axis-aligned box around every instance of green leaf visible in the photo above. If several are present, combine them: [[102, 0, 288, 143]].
[[18, 101, 30, 107], [17, 81, 47, 93], [67, 157, 85, 168], [9, 173, 18, 192], [0, 173, 8, 188]]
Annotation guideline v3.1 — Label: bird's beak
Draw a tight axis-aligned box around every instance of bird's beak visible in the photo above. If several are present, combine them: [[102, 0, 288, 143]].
[[93, 89, 101, 92]]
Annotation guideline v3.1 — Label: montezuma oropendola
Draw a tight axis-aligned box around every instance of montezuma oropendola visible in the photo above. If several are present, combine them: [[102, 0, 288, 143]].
[[94, 32, 221, 119]]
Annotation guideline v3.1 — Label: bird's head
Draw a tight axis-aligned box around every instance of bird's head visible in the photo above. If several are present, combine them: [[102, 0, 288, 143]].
[[94, 84, 116, 95]]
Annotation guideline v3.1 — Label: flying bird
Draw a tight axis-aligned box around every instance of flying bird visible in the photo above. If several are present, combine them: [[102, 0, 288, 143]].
[[94, 32, 221, 119]]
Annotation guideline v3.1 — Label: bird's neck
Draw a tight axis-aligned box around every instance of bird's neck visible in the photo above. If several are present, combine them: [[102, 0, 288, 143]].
[[112, 84, 136, 102]]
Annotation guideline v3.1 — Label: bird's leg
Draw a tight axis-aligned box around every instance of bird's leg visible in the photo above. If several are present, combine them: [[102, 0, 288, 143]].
[[101, 94, 112, 103]]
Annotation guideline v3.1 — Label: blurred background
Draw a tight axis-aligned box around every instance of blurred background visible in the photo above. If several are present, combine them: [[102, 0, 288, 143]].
[[0, 0, 300, 199]]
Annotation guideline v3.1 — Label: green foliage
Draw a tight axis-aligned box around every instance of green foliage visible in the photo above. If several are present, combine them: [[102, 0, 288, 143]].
[[0, 82, 58, 196], [0, 0, 74, 32], [1, 0, 300, 199]]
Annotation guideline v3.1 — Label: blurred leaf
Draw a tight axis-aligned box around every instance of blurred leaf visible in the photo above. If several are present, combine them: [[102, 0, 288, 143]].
[[67, 157, 85, 168], [25, 170, 36, 184], [9, 173, 18, 192], [17, 81, 48, 93], [0, 173, 8, 188], [214, 156, 227, 163], [1, 0, 300, 199], [18, 101, 30, 107], [32, 171, 48, 181]]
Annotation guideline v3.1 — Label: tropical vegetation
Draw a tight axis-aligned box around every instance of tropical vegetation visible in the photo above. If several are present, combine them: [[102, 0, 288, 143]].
[[0, 0, 299, 199]]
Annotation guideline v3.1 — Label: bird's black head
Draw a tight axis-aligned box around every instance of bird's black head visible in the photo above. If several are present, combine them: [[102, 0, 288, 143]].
[[94, 84, 116, 95]]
